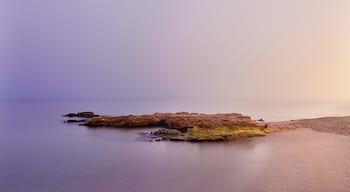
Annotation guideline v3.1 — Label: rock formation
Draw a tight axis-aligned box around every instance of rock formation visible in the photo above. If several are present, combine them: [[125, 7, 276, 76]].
[[79, 112, 276, 141]]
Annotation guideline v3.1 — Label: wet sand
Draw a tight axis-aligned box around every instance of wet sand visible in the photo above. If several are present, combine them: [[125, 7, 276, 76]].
[[268, 116, 350, 136], [245, 129, 350, 192]]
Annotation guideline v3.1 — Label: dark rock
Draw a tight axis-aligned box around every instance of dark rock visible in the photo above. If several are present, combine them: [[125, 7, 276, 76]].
[[64, 113, 78, 117], [64, 119, 87, 123], [154, 129, 167, 135], [64, 112, 99, 118], [176, 127, 189, 133], [77, 112, 99, 118]]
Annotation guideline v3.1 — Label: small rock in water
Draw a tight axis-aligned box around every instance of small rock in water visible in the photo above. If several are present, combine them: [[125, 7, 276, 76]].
[[64, 113, 77, 117], [63, 112, 99, 118], [77, 112, 99, 118]]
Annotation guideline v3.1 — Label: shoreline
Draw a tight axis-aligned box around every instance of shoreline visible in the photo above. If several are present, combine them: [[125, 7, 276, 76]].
[[64, 112, 271, 142], [63, 112, 350, 141], [268, 116, 350, 136]]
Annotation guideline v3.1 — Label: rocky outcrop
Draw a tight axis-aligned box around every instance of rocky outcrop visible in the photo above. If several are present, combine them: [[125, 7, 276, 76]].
[[84, 112, 259, 128], [63, 111, 350, 142], [79, 112, 274, 142], [63, 112, 100, 125], [85, 115, 162, 127]]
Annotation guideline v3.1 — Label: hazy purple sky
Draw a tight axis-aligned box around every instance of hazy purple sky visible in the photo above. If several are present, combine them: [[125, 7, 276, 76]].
[[1, 0, 350, 100]]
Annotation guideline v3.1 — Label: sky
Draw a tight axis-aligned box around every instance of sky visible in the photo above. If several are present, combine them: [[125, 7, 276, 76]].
[[1, 0, 350, 100]]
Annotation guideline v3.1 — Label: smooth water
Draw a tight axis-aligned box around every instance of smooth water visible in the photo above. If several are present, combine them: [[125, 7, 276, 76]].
[[1, 99, 350, 192]]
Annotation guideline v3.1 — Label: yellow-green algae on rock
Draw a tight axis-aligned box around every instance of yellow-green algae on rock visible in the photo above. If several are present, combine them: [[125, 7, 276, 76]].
[[185, 126, 266, 141]]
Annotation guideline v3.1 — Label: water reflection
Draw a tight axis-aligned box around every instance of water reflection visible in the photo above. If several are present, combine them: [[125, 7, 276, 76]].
[[1, 100, 350, 192]]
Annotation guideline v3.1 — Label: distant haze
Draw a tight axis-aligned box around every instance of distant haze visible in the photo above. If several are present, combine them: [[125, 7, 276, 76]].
[[1, 0, 350, 100]]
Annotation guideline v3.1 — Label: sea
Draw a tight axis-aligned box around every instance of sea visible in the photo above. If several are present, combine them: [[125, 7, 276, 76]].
[[1, 99, 350, 192]]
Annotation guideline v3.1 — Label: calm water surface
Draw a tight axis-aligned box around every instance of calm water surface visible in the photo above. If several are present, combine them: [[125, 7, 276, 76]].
[[1, 99, 350, 192]]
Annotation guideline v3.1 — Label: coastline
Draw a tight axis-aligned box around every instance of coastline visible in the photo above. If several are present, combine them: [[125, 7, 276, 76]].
[[268, 116, 350, 136], [64, 112, 350, 142]]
